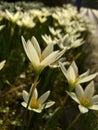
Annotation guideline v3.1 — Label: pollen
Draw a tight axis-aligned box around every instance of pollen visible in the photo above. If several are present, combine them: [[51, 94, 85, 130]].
[[80, 97, 90, 107], [40, 56, 44, 62], [30, 99, 40, 109]]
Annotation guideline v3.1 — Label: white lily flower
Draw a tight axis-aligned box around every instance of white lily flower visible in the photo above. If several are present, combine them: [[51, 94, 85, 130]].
[[42, 34, 59, 45], [21, 87, 55, 113], [0, 60, 6, 70], [49, 27, 61, 36], [59, 61, 98, 88], [22, 36, 65, 73], [5, 10, 20, 23], [67, 81, 98, 113]]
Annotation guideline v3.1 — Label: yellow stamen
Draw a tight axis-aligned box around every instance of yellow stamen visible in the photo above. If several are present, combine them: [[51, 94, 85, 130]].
[[40, 56, 44, 62], [30, 99, 40, 109], [80, 97, 90, 107]]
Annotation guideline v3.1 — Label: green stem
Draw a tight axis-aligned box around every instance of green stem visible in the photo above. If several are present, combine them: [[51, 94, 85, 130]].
[[66, 112, 81, 130]]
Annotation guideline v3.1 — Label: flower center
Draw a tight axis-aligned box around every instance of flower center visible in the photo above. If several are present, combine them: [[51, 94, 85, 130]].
[[80, 97, 90, 107], [30, 99, 40, 109], [40, 56, 44, 62]]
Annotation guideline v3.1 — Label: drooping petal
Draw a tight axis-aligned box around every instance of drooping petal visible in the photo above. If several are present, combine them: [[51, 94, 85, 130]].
[[42, 44, 53, 58], [92, 95, 98, 104], [66, 91, 80, 103], [41, 51, 59, 66], [78, 72, 98, 84], [0, 60, 6, 70], [31, 36, 41, 57], [22, 90, 29, 103], [84, 81, 94, 98], [89, 105, 98, 110], [38, 91, 50, 104], [78, 105, 88, 113], [44, 101, 55, 108], [75, 85, 84, 100]]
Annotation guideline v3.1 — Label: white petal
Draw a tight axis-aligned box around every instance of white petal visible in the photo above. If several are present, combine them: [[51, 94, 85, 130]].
[[79, 72, 98, 84], [66, 91, 80, 103], [67, 65, 76, 83], [78, 105, 88, 113], [75, 85, 84, 99], [21, 102, 34, 111], [89, 105, 98, 110], [84, 81, 94, 98], [42, 44, 53, 57], [31, 36, 41, 57], [59, 61, 68, 79], [54, 49, 66, 61], [44, 101, 55, 108], [41, 51, 59, 66], [21, 102, 27, 108], [21, 36, 39, 66], [79, 70, 89, 78], [38, 91, 50, 104], [32, 108, 42, 113], [71, 61, 78, 76], [92, 95, 98, 104], [30, 85, 38, 100], [0, 60, 6, 70], [22, 90, 29, 103]]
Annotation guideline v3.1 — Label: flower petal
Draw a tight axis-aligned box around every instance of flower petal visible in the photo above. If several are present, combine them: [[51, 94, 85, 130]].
[[31, 36, 41, 57], [92, 95, 98, 104], [67, 65, 76, 84], [79, 72, 98, 84], [42, 44, 53, 58], [38, 91, 50, 104], [66, 91, 80, 103], [0, 60, 6, 70], [30, 85, 38, 100], [59, 61, 68, 79], [89, 105, 98, 110], [22, 90, 29, 103], [41, 51, 59, 66], [79, 70, 89, 78], [21, 36, 39, 66], [78, 105, 88, 113], [44, 101, 55, 108], [32, 108, 42, 113], [75, 85, 84, 100], [84, 81, 94, 98], [21, 102, 27, 108], [71, 61, 78, 76]]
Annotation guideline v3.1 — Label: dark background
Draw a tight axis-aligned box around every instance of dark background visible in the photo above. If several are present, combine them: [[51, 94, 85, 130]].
[[1, 0, 98, 9]]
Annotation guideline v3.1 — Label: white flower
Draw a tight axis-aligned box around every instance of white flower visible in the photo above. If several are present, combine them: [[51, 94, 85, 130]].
[[67, 81, 98, 113], [42, 34, 59, 45], [59, 61, 98, 88], [22, 36, 65, 73], [5, 10, 20, 23], [49, 27, 61, 36], [0, 60, 6, 70], [21, 87, 55, 113], [17, 12, 36, 28]]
